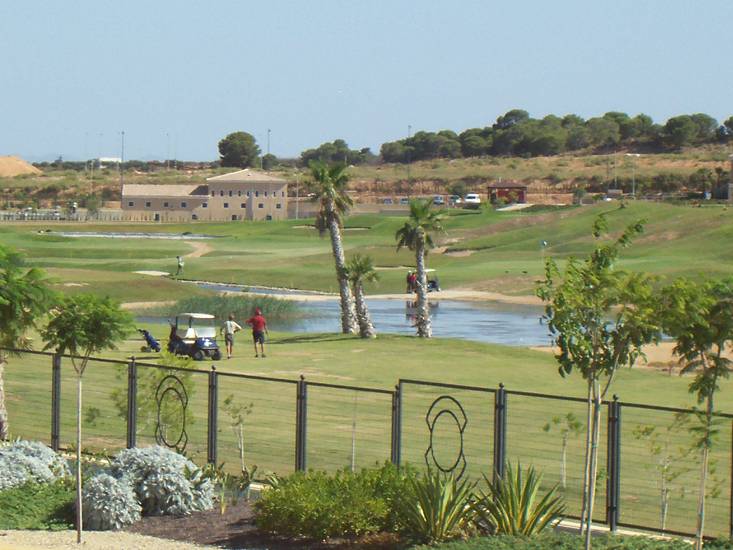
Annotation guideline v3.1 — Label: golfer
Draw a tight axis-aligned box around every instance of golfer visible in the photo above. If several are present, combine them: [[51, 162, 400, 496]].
[[175, 255, 184, 277], [246, 307, 268, 358], [221, 314, 242, 359]]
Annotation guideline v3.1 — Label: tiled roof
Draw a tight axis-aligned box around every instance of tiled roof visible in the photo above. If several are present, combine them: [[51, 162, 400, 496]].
[[207, 169, 286, 184], [122, 184, 208, 197]]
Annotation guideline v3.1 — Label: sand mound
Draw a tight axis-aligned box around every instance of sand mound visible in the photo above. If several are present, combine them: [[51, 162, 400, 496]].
[[0, 156, 41, 177]]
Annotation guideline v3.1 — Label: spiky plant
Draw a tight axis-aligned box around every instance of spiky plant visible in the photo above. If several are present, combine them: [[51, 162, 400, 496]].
[[472, 463, 565, 536]]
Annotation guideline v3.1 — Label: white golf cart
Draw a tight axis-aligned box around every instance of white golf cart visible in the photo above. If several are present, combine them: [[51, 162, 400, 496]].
[[167, 313, 222, 361]]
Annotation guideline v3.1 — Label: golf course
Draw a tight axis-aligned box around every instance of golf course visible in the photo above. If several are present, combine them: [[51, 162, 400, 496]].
[[2, 200, 733, 537]]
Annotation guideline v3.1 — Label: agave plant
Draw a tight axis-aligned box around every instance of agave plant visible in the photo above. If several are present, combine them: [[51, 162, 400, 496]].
[[396, 469, 476, 544], [472, 463, 565, 536]]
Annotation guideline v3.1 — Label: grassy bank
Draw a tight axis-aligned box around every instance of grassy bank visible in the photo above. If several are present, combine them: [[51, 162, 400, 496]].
[[2, 201, 732, 302]]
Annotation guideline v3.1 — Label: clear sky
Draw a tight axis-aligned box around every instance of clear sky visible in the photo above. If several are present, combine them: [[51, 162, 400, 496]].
[[1, 1, 731, 162]]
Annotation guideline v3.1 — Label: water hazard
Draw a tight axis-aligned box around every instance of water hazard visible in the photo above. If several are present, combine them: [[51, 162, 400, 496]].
[[195, 283, 551, 347]]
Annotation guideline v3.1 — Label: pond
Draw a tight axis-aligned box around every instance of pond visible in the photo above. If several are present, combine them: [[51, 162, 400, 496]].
[[192, 283, 551, 347], [56, 231, 217, 240]]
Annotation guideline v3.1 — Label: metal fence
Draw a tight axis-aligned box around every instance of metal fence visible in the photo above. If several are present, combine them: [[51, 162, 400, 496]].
[[3, 348, 732, 539]]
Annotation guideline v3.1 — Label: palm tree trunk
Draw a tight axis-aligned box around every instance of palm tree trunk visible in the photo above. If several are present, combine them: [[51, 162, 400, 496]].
[[327, 208, 357, 334], [0, 352, 8, 441], [414, 237, 431, 338], [353, 283, 376, 338]]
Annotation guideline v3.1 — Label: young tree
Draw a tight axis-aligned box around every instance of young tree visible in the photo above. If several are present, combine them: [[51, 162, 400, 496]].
[[536, 215, 660, 550], [42, 294, 133, 543], [542, 412, 583, 489], [658, 277, 733, 550], [345, 254, 379, 338], [308, 160, 357, 334], [0, 246, 54, 440], [396, 199, 445, 338]]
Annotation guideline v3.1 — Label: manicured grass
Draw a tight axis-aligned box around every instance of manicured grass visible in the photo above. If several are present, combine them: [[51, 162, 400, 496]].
[[2, 201, 733, 302]]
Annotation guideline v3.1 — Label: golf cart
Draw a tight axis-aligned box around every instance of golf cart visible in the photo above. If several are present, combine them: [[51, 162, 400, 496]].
[[167, 313, 222, 361], [406, 268, 441, 293]]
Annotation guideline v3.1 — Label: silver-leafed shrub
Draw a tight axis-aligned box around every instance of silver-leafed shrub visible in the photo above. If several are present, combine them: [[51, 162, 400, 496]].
[[82, 473, 141, 530]]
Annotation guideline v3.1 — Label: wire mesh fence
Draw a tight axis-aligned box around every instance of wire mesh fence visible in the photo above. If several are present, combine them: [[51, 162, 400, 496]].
[[3, 347, 732, 539]]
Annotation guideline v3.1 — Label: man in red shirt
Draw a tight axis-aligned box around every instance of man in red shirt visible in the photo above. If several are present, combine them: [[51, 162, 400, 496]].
[[246, 307, 269, 358]]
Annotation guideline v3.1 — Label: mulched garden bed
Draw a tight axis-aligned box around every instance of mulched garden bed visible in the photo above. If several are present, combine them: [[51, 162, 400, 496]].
[[125, 501, 403, 549]]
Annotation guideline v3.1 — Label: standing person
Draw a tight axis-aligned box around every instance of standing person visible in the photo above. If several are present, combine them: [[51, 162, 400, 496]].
[[246, 307, 269, 358], [405, 271, 413, 293], [220, 314, 242, 359], [175, 255, 184, 277]]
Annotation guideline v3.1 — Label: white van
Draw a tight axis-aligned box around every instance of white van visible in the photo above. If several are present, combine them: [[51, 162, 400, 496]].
[[464, 193, 481, 204]]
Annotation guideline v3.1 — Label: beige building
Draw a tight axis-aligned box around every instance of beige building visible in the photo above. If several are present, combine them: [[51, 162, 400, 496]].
[[121, 169, 288, 222]]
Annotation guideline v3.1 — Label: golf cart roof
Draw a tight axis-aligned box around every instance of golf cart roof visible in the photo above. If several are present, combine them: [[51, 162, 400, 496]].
[[407, 268, 436, 272], [178, 313, 215, 320]]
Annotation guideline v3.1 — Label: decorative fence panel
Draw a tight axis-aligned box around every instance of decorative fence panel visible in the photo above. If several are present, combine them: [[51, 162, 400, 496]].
[[3, 348, 732, 539]]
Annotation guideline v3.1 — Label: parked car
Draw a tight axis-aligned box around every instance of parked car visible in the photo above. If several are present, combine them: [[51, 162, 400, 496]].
[[399, 197, 410, 205], [433, 195, 445, 206], [448, 195, 462, 206], [382, 197, 394, 205], [464, 193, 482, 204]]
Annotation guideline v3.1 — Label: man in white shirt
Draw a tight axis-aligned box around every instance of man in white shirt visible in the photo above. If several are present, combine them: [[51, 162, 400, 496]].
[[221, 314, 242, 359]]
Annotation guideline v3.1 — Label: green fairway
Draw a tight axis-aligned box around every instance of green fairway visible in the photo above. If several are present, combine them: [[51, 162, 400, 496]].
[[1, 201, 733, 302]]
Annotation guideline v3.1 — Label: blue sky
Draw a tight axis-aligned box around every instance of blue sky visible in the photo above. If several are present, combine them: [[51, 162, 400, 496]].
[[1, 1, 731, 161]]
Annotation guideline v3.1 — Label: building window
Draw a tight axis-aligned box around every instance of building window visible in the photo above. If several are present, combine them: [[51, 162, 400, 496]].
[[276, 203, 282, 209], [282, 191, 285, 197], [255, 190, 259, 197], [145, 201, 151, 208], [228, 190, 233, 197], [163, 202, 169, 207], [237, 190, 241, 196], [211, 191, 215, 197], [246, 190, 251, 197], [202, 202, 208, 208], [223, 202, 229, 208], [264, 191, 268, 197], [192, 214, 198, 220], [128, 201, 134, 207], [181, 201, 187, 208], [258, 203, 264, 209], [240, 203, 246, 208], [220, 190, 224, 197]]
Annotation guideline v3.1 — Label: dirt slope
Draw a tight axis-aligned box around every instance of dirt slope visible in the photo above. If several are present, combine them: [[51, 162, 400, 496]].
[[0, 156, 41, 177]]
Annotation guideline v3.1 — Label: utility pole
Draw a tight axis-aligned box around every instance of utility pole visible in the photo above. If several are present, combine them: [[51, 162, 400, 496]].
[[626, 153, 640, 198], [267, 128, 271, 156], [120, 131, 125, 190], [295, 169, 300, 220], [407, 124, 412, 194], [166, 132, 170, 170]]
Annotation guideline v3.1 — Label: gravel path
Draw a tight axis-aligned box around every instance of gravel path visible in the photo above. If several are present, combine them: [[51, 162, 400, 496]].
[[0, 530, 215, 550]]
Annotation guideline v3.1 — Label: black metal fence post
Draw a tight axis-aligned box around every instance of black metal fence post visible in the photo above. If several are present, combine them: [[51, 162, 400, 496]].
[[51, 353, 61, 451], [126, 357, 137, 449], [391, 384, 402, 466], [207, 366, 218, 465], [607, 395, 621, 531], [295, 375, 308, 471], [729, 420, 733, 540], [493, 383, 507, 483]]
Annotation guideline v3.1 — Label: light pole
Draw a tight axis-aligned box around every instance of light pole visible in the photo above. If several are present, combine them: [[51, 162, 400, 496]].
[[295, 169, 300, 220], [626, 153, 640, 198], [120, 131, 125, 189], [407, 124, 412, 195]]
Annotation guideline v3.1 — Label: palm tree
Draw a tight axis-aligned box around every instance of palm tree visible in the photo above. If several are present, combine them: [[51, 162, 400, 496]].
[[346, 254, 379, 338], [395, 199, 444, 338], [0, 246, 54, 440], [308, 161, 357, 334]]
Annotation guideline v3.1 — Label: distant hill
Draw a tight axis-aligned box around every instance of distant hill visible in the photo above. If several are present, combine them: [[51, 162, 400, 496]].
[[0, 156, 41, 177]]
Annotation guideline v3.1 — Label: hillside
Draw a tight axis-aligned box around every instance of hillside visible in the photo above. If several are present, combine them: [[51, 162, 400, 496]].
[[0, 156, 41, 177], [0, 145, 730, 208]]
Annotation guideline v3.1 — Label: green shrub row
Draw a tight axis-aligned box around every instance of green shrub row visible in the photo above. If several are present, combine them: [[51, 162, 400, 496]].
[[415, 533, 697, 550], [0, 480, 75, 530]]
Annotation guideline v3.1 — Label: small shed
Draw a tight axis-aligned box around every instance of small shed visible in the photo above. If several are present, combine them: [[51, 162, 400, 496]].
[[487, 181, 528, 204]]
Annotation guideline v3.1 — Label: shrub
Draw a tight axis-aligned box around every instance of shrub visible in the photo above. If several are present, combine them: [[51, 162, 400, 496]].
[[395, 470, 476, 544], [472, 463, 565, 536], [0, 480, 74, 530], [110, 446, 212, 516], [0, 440, 69, 491], [82, 474, 141, 530], [255, 463, 409, 540]]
